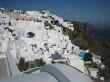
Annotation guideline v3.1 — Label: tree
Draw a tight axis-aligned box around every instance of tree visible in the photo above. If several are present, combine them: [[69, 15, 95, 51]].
[[54, 20, 59, 24], [83, 53, 92, 61], [9, 21, 11, 26], [39, 58, 46, 66], [44, 21, 49, 27], [51, 20, 59, 25], [18, 57, 29, 71]]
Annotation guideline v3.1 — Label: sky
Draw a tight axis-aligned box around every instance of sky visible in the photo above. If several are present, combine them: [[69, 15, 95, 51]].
[[0, 0, 110, 22]]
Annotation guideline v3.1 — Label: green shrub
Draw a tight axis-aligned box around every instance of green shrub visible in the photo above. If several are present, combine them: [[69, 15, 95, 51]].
[[27, 32, 35, 38], [51, 61, 55, 64], [12, 33, 16, 37], [4, 27, 14, 33]]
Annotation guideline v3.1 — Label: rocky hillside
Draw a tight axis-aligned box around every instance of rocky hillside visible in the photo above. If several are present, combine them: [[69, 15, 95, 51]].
[[66, 20, 110, 80]]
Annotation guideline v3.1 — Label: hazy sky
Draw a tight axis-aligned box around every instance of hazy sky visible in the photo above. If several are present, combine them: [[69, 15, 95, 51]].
[[0, 0, 110, 22]]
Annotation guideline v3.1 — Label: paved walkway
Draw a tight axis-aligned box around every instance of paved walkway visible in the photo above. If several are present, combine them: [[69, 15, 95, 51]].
[[0, 57, 8, 77]]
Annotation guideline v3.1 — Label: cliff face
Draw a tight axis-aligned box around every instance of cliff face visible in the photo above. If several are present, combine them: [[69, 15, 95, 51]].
[[67, 20, 110, 80]]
